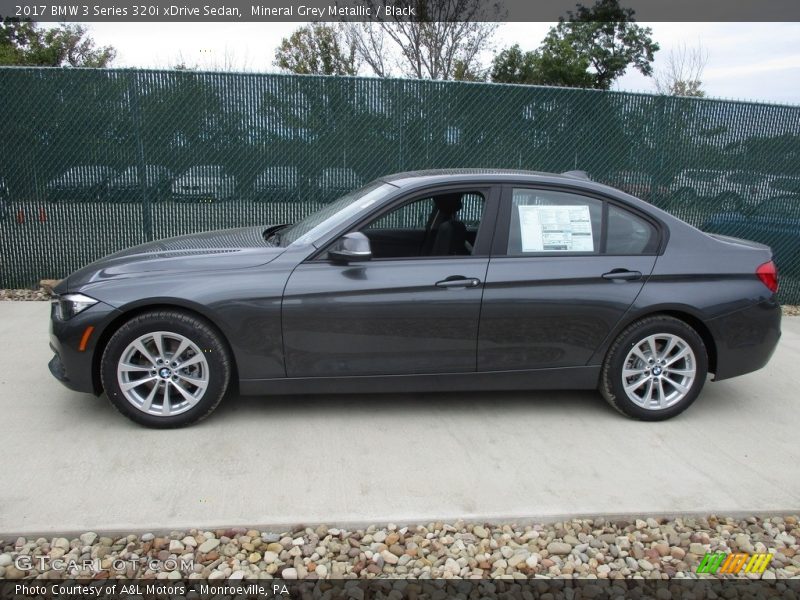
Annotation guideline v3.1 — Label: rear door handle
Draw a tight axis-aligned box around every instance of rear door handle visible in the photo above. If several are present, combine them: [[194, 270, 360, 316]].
[[435, 276, 481, 288], [602, 269, 642, 282]]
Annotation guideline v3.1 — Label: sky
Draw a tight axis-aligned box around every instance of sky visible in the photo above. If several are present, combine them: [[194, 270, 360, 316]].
[[83, 21, 800, 105]]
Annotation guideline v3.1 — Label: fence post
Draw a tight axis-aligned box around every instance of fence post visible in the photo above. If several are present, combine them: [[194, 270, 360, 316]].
[[128, 70, 153, 242]]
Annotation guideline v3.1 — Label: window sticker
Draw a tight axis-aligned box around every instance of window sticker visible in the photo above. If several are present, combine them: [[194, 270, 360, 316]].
[[518, 204, 594, 252]]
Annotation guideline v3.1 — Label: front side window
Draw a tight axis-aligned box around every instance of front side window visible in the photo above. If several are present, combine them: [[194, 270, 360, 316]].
[[365, 197, 433, 232], [507, 188, 602, 255], [360, 190, 486, 259]]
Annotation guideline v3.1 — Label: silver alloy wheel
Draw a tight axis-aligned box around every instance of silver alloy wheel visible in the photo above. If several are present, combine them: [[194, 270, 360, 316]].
[[116, 331, 209, 417], [621, 333, 696, 410]]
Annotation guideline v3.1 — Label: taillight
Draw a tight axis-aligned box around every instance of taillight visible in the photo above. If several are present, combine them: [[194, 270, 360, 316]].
[[756, 260, 779, 293]]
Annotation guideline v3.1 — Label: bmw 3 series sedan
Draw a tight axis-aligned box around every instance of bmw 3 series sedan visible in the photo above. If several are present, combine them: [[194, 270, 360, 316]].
[[49, 170, 782, 427]]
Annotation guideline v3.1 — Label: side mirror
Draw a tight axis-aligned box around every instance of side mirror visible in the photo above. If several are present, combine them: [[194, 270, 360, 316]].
[[328, 232, 372, 263]]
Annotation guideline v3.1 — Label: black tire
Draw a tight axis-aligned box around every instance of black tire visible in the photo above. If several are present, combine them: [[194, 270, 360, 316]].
[[101, 310, 231, 428], [599, 315, 708, 421]]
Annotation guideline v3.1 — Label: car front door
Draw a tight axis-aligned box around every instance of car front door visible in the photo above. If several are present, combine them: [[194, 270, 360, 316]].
[[282, 186, 499, 377], [478, 185, 661, 372]]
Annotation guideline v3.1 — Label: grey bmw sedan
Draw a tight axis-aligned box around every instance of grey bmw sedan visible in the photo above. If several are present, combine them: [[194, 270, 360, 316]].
[[49, 170, 781, 427]]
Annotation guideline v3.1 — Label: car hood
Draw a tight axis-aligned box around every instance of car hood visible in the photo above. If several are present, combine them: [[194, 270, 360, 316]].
[[60, 226, 284, 291]]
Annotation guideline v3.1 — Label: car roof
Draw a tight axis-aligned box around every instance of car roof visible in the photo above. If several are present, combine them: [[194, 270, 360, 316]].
[[379, 168, 595, 189], [376, 168, 695, 233]]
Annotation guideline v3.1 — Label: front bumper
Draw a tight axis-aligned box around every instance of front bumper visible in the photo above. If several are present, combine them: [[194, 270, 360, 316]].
[[49, 299, 121, 394], [707, 297, 782, 381]]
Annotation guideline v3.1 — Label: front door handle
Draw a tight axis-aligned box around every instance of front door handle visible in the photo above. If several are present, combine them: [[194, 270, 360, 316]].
[[602, 269, 642, 282], [435, 276, 481, 288]]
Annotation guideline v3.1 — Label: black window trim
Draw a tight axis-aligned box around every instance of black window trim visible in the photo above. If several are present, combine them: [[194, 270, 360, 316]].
[[492, 183, 667, 258], [308, 183, 502, 263]]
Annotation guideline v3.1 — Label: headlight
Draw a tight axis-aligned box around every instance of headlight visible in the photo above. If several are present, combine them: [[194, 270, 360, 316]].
[[52, 293, 99, 320]]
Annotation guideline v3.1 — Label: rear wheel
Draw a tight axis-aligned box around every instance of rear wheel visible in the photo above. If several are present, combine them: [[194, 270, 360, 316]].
[[101, 310, 231, 428], [600, 315, 708, 421]]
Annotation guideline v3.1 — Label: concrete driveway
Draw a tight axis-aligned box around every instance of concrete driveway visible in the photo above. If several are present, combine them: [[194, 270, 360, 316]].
[[1, 302, 798, 536]]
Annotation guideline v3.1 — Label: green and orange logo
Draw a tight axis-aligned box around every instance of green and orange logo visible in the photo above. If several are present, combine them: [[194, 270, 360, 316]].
[[696, 552, 773, 575]]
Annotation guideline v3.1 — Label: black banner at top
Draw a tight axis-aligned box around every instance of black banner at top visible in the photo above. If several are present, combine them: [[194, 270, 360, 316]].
[[1, 0, 799, 22]]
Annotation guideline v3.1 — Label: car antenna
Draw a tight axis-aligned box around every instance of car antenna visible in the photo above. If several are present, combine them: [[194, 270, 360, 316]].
[[561, 170, 591, 181]]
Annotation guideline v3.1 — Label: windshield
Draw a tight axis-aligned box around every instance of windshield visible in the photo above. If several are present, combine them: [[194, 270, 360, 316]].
[[275, 180, 394, 247]]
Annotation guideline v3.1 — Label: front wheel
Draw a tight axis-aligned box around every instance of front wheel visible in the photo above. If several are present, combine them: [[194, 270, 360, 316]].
[[600, 316, 708, 421], [101, 310, 231, 428]]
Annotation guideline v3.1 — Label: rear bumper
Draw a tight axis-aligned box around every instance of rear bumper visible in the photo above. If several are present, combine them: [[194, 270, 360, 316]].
[[707, 297, 782, 381]]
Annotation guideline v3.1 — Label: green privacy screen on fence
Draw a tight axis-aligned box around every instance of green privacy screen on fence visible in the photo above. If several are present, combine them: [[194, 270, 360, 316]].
[[0, 67, 799, 300]]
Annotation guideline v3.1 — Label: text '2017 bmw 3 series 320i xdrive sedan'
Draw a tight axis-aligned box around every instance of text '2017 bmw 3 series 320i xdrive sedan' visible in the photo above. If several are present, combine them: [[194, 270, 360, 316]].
[[49, 170, 781, 427]]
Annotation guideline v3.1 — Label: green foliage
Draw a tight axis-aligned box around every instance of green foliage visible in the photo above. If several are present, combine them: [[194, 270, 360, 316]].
[[452, 58, 486, 82], [670, 80, 705, 98], [490, 45, 536, 84], [0, 17, 115, 67], [490, 0, 658, 89], [274, 24, 358, 76]]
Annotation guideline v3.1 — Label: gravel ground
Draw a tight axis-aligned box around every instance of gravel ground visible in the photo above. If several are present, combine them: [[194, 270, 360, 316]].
[[0, 288, 54, 301], [0, 516, 798, 580]]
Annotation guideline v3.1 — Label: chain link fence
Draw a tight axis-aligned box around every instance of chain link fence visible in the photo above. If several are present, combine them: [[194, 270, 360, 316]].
[[1, 67, 799, 300]]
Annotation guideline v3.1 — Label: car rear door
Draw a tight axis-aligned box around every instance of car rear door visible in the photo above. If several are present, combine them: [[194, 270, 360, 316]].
[[477, 185, 660, 372]]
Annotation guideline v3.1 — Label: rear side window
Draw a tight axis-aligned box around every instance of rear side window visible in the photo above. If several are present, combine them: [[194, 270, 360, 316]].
[[506, 188, 659, 256], [507, 189, 602, 255], [606, 205, 659, 254]]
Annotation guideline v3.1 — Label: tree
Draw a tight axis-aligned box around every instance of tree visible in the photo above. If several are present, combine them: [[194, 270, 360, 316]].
[[490, 41, 594, 87], [274, 23, 358, 76], [343, 22, 389, 77], [347, 0, 501, 80], [490, 44, 536, 84], [452, 58, 486, 82], [654, 41, 709, 97], [0, 17, 115, 67], [490, 0, 658, 90]]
